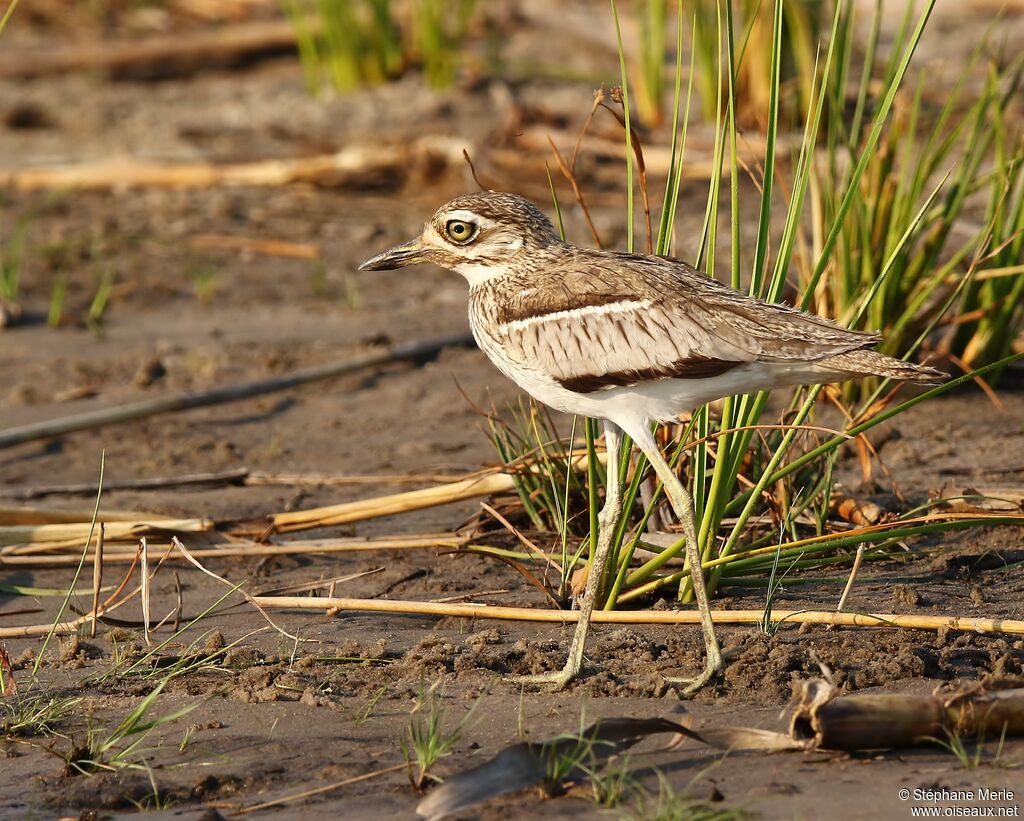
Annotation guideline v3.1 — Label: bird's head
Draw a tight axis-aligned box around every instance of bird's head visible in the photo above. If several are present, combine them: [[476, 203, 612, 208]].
[[358, 192, 561, 286]]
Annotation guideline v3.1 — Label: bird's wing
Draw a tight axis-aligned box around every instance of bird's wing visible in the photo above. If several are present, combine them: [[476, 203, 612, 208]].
[[489, 252, 878, 393]]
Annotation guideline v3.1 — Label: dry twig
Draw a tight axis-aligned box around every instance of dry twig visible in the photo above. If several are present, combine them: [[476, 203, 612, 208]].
[[0, 333, 473, 450]]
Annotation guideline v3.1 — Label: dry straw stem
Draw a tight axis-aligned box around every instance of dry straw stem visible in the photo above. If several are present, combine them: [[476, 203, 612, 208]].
[[245, 470, 470, 486], [89, 523, 104, 639], [0, 332, 473, 450], [169, 536, 300, 643], [0, 534, 467, 566], [140, 536, 152, 645], [0, 505, 170, 525], [0, 518, 211, 547], [271, 472, 518, 531], [0, 614, 95, 639], [251, 596, 1024, 635], [0, 137, 467, 191], [273, 449, 601, 532], [273, 449, 593, 532], [0, 545, 148, 638]]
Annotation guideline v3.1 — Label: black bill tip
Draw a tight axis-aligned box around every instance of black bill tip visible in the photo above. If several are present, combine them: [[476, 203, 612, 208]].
[[357, 239, 424, 271]]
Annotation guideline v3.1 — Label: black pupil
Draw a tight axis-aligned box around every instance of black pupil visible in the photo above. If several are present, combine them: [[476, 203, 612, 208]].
[[451, 222, 468, 237]]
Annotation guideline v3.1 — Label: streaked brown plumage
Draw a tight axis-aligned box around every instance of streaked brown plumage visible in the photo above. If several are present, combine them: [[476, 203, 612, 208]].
[[473, 249, 942, 397], [360, 191, 946, 694]]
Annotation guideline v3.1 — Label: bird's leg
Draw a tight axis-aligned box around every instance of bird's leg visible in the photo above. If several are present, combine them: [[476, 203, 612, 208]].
[[510, 421, 623, 690], [628, 424, 722, 696]]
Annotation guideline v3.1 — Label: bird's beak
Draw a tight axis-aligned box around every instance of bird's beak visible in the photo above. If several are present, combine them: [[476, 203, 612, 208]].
[[358, 238, 426, 271]]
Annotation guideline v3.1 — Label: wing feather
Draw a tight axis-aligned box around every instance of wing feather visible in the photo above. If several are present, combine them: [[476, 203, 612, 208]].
[[480, 249, 879, 393]]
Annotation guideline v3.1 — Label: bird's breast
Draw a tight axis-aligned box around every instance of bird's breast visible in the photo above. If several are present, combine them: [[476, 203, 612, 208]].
[[468, 293, 546, 385]]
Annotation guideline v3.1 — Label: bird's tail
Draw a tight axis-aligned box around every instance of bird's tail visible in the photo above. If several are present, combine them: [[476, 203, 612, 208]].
[[817, 349, 947, 385]]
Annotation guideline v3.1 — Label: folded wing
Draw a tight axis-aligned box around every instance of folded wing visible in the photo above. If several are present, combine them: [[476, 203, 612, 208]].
[[490, 252, 879, 394]]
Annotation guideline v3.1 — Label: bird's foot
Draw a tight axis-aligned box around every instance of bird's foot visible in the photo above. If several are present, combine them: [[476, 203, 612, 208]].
[[664, 653, 722, 697], [507, 664, 578, 692]]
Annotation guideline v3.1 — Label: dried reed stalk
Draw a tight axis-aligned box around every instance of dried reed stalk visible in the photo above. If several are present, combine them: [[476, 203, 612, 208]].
[[140, 537, 152, 646], [246, 470, 470, 486], [0, 534, 466, 565], [89, 524, 104, 639], [251, 596, 1024, 634], [0, 518, 212, 547], [271, 473, 521, 532], [272, 451, 597, 532], [13, 469, 251, 498], [0, 505, 169, 525], [0, 615, 93, 638], [0, 137, 467, 191]]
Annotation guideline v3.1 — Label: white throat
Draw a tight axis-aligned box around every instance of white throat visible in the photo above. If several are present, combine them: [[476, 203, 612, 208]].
[[453, 260, 510, 286]]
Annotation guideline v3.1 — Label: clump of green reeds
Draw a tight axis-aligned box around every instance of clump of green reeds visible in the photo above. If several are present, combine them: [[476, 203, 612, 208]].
[[804, 12, 1024, 387], [288, 0, 479, 93], [486, 0, 1024, 613], [671, 0, 823, 130], [631, 1, 1024, 382]]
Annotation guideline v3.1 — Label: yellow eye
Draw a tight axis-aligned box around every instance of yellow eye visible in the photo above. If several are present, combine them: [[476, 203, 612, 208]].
[[445, 219, 476, 244]]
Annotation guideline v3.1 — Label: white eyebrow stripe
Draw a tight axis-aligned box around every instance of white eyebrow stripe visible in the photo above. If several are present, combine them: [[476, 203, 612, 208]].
[[505, 299, 654, 330], [443, 210, 497, 230]]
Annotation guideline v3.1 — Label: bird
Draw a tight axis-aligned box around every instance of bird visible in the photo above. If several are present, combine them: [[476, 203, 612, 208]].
[[359, 191, 946, 693]]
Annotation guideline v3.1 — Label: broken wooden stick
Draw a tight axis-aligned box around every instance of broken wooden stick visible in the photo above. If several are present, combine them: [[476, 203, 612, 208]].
[[0, 332, 474, 449]]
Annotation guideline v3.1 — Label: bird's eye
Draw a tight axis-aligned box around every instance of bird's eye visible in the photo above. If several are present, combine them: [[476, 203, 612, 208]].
[[444, 219, 477, 244]]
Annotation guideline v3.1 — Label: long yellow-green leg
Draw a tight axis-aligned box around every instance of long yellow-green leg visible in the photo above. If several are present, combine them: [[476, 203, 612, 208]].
[[625, 423, 722, 695], [510, 421, 623, 690]]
